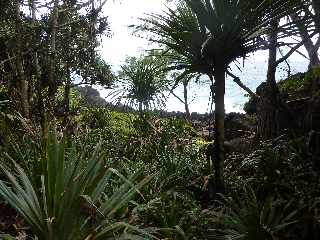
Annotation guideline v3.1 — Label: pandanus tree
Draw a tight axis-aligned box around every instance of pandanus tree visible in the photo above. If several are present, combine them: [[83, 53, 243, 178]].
[[111, 56, 168, 116], [140, 0, 307, 194]]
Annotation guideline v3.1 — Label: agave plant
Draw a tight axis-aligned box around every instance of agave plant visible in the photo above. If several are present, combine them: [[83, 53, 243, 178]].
[[0, 133, 154, 240]]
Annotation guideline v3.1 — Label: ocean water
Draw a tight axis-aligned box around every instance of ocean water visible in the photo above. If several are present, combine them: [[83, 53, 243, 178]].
[[99, 58, 309, 114]]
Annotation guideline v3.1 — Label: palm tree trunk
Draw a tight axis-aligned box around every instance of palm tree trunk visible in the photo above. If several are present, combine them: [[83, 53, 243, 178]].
[[138, 102, 143, 118], [183, 80, 191, 121], [15, 0, 29, 118], [213, 68, 225, 194]]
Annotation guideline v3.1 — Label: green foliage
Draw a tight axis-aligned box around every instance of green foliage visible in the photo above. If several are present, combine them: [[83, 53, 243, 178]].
[[243, 97, 257, 115], [305, 66, 320, 84], [141, 0, 305, 82], [80, 107, 111, 129], [75, 112, 206, 239], [278, 74, 310, 92], [113, 55, 169, 112], [0, 0, 114, 121], [133, 191, 201, 240], [0, 85, 8, 101], [56, 86, 83, 113], [278, 67, 320, 93], [0, 132, 153, 240], [77, 108, 139, 162], [184, 0, 305, 67], [232, 137, 318, 200], [223, 135, 320, 239], [214, 186, 298, 240], [2, 0, 318, 238], [0, 108, 37, 156], [0, 235, 15, 240]]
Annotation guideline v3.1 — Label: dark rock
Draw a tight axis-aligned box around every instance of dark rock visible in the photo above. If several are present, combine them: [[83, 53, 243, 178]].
[[225, 112, 255, 140]]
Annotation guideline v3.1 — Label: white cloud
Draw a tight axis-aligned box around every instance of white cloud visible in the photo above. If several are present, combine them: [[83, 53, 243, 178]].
[[100, 0, 167, 67]]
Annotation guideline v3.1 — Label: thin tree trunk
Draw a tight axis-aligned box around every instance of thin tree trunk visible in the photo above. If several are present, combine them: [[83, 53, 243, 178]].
[[62, 0, 73, 136], [64, 67, 71, 117], [15, 0, 29, 118], [62, 66, 72, 137], [213, 69, 225, 194], [30, 0, 45, 131], [63, 0, 71, 123], [166, 85, 191, 121], [48, 0, 59, 117], [183, 80, 191, 121], [267, 21, 278, 90]]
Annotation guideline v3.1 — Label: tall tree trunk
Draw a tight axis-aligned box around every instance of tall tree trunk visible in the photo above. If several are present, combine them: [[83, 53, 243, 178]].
[[62, 66, 72, 137], [30, 0, 45, 131], [267, 21, 278, 90], [15, 0, 29, 118], [291, 13, 320, 69], [63, 67, 71, 120], [213, 68, 225, 194], [138, 102, 143, 118], [48, 0, 59, 117], [183, 80, 191, 121], [62, 0, 74, 136], [257, 20, 281, 139], [307, 45, 320, 70]]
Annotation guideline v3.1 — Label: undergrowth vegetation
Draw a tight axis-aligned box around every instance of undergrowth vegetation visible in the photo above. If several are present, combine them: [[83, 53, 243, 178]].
[[1, 105, 319, 239]]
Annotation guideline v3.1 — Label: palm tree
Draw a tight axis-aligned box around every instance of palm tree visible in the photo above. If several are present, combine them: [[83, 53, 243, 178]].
[[111, 55, 168, 116], [186, 0, 311, 193], [140, 0, 307, 194]]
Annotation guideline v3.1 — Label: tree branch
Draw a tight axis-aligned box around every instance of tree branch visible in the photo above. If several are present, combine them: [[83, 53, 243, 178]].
[[275, 31, 318, 66], [165, 86, 185, 104], [0, 49, 33, 67], [226, 70, 260, 100]]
